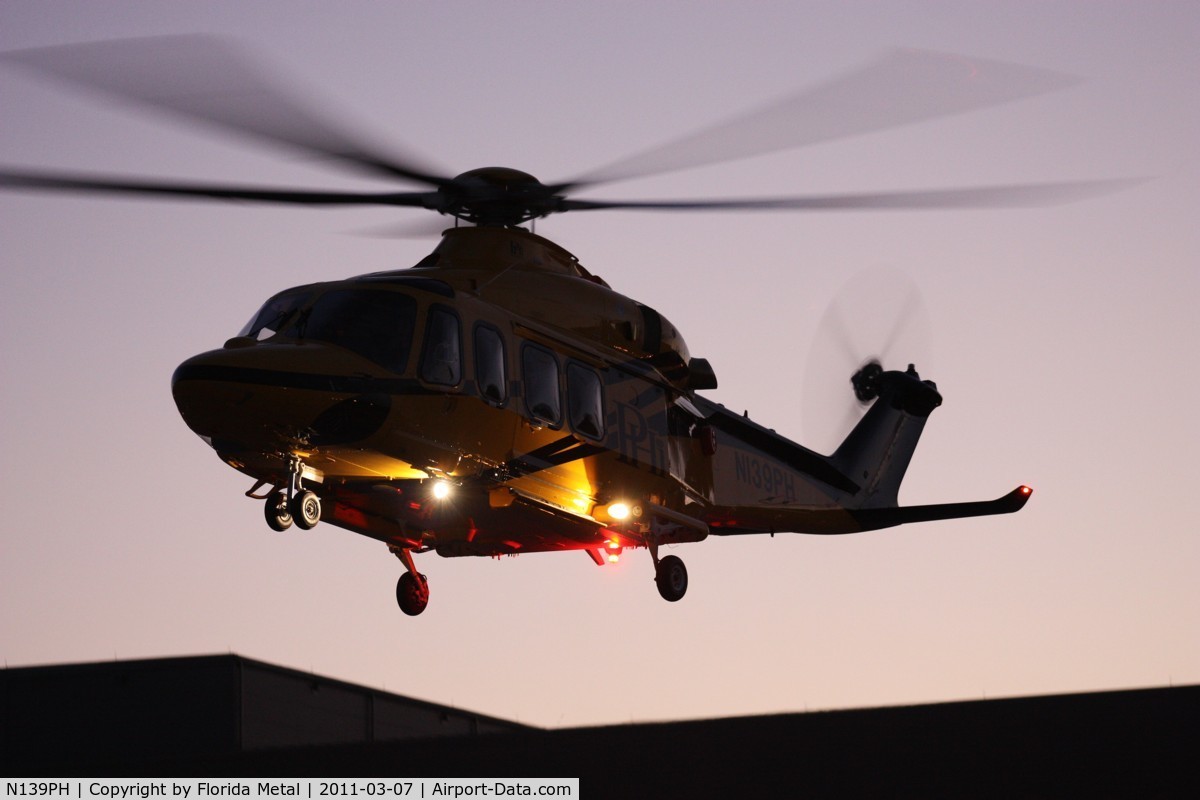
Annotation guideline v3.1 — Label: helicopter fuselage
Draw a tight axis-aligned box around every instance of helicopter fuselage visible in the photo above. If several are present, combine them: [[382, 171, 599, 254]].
[[172, 226, 1030, 610]]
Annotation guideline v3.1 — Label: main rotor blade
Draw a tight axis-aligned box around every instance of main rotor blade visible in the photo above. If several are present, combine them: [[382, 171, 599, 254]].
[[0, 167, 439, 207], [1, 36, 450, 187], [560, 179, 1143, 212], [562, 49, 1080, 190]]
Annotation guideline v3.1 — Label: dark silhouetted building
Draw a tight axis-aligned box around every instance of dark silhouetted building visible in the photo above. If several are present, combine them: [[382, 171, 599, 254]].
[[3, 654, 1196, 797], [1, 654, 525, 773]]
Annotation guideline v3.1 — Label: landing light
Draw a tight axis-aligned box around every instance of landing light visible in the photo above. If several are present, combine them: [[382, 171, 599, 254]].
[[593, 501, 642, 525], [432, 481, 452, 500]]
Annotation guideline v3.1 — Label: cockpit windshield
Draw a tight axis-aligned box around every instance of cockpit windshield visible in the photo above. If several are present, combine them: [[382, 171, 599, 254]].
[[239, 289, 311, 341], [239, 288, 418, 373]]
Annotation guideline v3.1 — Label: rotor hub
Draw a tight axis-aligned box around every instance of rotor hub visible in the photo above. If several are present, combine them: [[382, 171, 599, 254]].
[[443, 167, 560, 226], [851, 360, 884, 403]]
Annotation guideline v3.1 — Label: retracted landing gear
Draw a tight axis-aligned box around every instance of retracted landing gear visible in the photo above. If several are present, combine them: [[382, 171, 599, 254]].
[[650, 545, 688, 602], [392, 546, 430, 616], [254, 455, 322, 532]]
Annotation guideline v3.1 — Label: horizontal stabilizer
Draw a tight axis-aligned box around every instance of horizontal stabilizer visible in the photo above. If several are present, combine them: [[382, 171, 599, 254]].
[[851, 486, 1032, 530]]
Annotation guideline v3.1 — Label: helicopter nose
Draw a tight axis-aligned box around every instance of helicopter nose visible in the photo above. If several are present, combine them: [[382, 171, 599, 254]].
[[172, 346, 277, 446], [171, 342, 392, 450]]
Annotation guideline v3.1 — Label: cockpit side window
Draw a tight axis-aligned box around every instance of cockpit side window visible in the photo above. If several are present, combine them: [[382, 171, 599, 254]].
[[239, 290, 311, 340], [521, 343, 561, 427], [420, 305, 463, 387], [474, 324, 507, 406], [566, 362, 605, 440]]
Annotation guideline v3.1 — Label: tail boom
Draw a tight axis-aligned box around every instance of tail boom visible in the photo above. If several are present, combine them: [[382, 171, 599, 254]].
[[693, 364, 1031, 537], [848, 485, 1033, 531]]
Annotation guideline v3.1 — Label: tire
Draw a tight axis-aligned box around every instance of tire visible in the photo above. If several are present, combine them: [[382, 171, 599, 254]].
[[396, 571, 430, 616], [655, 555, 688, 602], [264, 492, 293, 532], [290, 490, 321, 530]]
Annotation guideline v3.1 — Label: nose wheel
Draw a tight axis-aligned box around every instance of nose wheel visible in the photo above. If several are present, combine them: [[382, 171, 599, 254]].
[[264, 491, 293, 531], [290, 490, 321, 530], [265, 491, 320, 530], [256, 456, 322, 531]]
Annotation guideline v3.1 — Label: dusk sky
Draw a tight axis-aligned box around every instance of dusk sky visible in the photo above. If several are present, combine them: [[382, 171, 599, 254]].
[[2, 1, 1196, 727]]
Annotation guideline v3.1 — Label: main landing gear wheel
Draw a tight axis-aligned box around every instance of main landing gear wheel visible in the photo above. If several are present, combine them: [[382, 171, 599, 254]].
[[290, 490, 321, 530], [655, 555, 688, 602], [396, 571, 430, 616], [264, 492, 292, 532]]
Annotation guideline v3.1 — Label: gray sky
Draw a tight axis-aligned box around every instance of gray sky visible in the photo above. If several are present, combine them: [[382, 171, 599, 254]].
[[2, 1, 1196, 726]]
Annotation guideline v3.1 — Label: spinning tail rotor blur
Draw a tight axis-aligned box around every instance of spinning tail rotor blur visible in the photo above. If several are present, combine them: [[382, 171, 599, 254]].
[[803, 269, 933, 455]]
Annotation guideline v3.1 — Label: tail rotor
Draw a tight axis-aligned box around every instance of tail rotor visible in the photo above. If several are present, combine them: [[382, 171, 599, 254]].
[[802, 269, 933, 454]]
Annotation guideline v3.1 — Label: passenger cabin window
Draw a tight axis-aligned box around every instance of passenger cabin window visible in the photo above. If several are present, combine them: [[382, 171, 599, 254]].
[[522, 344, 561, 426], [420, 306, 462, 386], [474, 325, 507, 406], [567, 362, 605, 440], [252, 288, 415, 373]]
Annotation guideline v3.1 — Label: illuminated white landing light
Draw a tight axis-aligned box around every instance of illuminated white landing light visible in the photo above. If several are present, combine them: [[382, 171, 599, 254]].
[[431, 481, 452, 500], [593, 500, 642, 525]]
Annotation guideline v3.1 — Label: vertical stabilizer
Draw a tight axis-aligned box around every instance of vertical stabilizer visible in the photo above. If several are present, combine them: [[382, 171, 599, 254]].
[[831, 366, 942, 508]]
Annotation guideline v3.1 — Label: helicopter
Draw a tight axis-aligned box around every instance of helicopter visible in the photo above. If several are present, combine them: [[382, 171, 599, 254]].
[[2, 37, 1127, 616]]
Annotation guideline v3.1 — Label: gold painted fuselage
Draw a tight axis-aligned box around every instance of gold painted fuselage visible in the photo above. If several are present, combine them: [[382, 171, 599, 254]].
[[173, 226, 722, 559], [173, 224, 1026, 579]]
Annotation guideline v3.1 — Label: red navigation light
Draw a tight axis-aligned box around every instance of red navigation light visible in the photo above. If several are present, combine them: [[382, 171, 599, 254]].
[[605, 538, 624, 562], [1020, 485, 1033, 496]]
